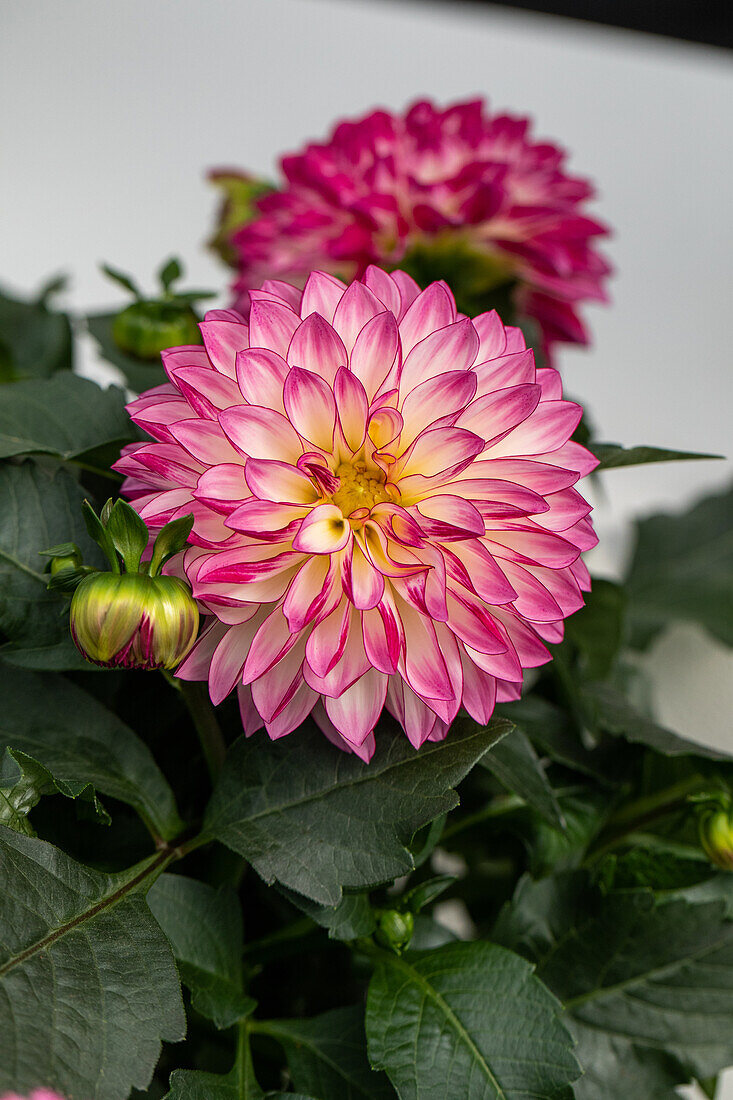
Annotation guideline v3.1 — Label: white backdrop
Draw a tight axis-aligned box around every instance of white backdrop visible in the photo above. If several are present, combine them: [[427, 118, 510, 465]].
[[2, 2, 732, 1093]]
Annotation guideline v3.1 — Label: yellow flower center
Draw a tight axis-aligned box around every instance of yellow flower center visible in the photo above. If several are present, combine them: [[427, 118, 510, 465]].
[[331, 461, 391, 517]]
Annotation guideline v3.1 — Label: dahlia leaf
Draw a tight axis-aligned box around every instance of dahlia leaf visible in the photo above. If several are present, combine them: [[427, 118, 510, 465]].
[[203, 717, 512, 906], [0, 744, 109, 831], [0, 374, 136, 461], [366, 940, 580, 1099], [590, 442, 722, 470], [258, 1006, 395, 1100], [562, 578, 626, 681], [0, 827, 185, 1100], [147, 873, 255, 1029], [582, 682, 733, 762], [277, 886, 377, 940], [625, 484, 733, 648], [481, 727, 565, 830], [527, 881, 733, 1094], [496, 696, 615, 784], [159, 256, 183, 292], [0, 662, 183, 841], [102, 262, 143, 299], [0, 461, 106, 655], [87, 311, 167, 392], [165, 1069, 312, 1100], [0, 280, 73, 382]]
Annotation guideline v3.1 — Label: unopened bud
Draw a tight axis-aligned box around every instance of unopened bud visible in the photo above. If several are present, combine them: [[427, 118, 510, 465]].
[[699, 807, 733, 871], [375, 909, 414, 954], [70, 572, 199, 670], [112, 301, 202, 359]]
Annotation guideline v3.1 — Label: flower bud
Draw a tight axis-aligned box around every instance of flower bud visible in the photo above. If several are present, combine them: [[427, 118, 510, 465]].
[[375, 909, 414, 954], [70, 572, 199, 670], [699, 807, 733, 871], [112, 301, 202, 359]]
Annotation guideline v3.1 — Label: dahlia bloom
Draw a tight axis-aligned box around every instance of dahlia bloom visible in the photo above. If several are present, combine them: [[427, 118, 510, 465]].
[[0, 1092, 66, 1100], [116, 268, 597, 760], [227, 98, 610, 360]]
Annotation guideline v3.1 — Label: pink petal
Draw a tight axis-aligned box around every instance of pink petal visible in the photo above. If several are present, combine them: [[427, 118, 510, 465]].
[[472, 310, 507, 360], [396, 596, 453, 701], [341, 541, 385, 609], [348, 311, 400, 401], [399, 319, 479, 394], [283, 555, 340, 632], [331, 281, 384, 352], [171, 365, 242, 418], [300, 270, 348, 322], [416, 495, 485, 540], [248, 298, 301, 356], [335, 366, 369, 452], [225, 498, 306, 536], [392, 426, 485, 480], [324, 668, 387, 744], [292, 503, 352, 554], [361, 600, 403, 674], [398, 282, 456, 357], [200, 318, 250, 379], [169, 419, 242, 466], [489, 400, 582, 457], [283, 366, 337, 450], [398, 370, 478, 445], [194, 464, 249, 514], [244, 457, 320, 504], [220, 405, 304, 463], [235, 349, 289, 411], [237, 683, 265, 736], [363, 265, 402, 315], [209, 620, 261, 705], [458, 383, 541, 443], [287, 313, 347, 384]]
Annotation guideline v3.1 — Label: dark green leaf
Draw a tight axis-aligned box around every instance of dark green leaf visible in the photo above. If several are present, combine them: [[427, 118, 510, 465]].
[[589, 442, 722, 470], [496, 696, 613, 784], [159, 257, 183, 292], [582, 682, 732, 761], [536, 890, 733, 1093], [87, 312, 167, 392], [698, 1077, 719, 1099], [409, 913, 459, 950], [107, 498, 150, 573], [165, 1069, 310, 1100], [0, 744, 109, 830], [149, 513, 194, 576], [279, 886, 376, 940], [0, 663, 183, 840], [0, 828, 185, 1099], [0, 374, 135, 460], [203, 716, 512, 906], [0, 462, 106, 651], [147, 874, 254, 1028], [366, 940, 580, 1099], [102, 263, 142, 298], [529, 790, 611, 877], [625, 484, 733, 648], [260, 1006, 394, 1100], [563, 579, 626, 680], [82, 496, 120, 572], [401, 873, 456, 914], [482, 726, 565, 829], [0, 281, 73, 381], [0, 633, 95, 670]]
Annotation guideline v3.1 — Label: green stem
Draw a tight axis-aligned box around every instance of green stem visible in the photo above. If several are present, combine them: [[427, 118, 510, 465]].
[[441, 794, 525, 842], [178, 680, 228, 782], [585, 775, 706, 863]]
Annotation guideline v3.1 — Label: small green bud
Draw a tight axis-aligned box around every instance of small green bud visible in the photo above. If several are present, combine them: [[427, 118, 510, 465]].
[[112, 300, 202, 359], [699, 807, 733, 871], [70, 572, 199, 670], [375, 909, 414, 954]]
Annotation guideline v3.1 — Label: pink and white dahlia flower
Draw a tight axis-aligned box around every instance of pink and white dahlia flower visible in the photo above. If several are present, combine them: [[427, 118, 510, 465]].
[[0, 1092, 67, 1100], [227, 98, 610, 360], [116, 268, 597, 761]]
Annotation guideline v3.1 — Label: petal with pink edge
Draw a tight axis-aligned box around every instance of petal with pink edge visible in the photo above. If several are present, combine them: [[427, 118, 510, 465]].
[[220, 405, 304, 463], [292, 504, 351, 554], [283, 366, 337, 450]]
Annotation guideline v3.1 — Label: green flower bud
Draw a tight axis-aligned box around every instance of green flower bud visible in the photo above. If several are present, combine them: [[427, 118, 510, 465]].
[[70, 572, 199, 670], [112, 300, 202, 359], [375, 909, 414, 954], [699, 807, 733, 871]]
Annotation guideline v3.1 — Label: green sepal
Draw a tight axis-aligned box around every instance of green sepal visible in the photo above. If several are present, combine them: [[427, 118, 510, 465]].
[[149, 513, 194, 576], [158, 256, 183, 293], [38, 541, 82, 561], [101, 262, 142, 299], [400, 873, 456, 914], [81, 499, 120, 572], [106, 498, 150, 573]]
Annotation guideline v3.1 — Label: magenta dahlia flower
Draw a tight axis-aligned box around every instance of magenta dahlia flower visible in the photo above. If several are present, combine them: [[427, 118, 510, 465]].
[[0, 1092, 67, 1100], [227, 98, 610, 360], [116, 268, 596, 760]]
